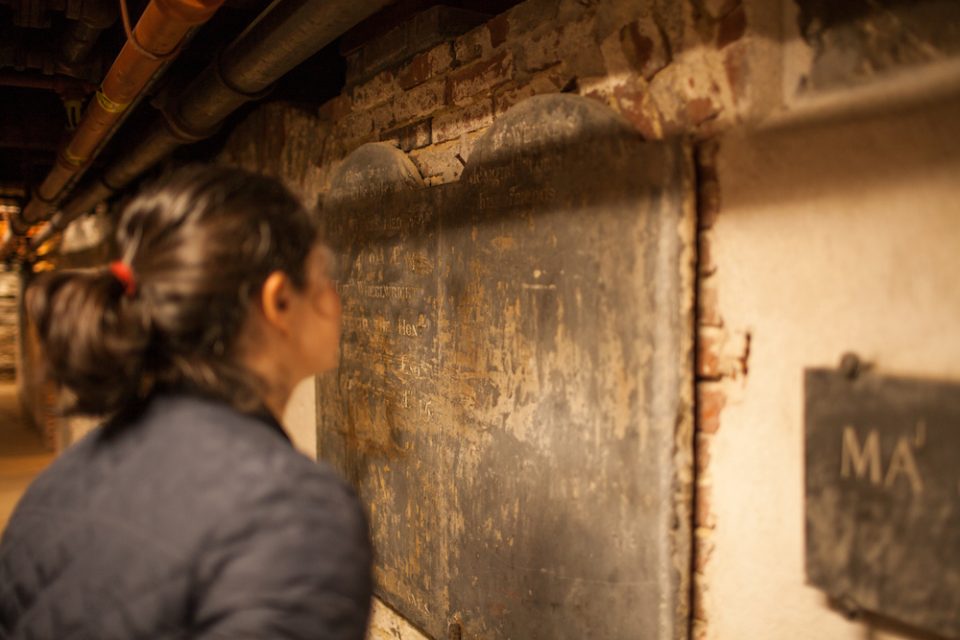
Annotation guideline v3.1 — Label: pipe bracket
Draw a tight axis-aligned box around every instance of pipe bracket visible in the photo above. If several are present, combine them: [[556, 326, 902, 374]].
[[60, 147, 87, 168], [96, 89, 130, 114]]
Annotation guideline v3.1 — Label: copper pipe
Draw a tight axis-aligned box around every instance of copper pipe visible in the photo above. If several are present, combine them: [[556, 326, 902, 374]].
[[28, 0, 393, 252], [19, 0, 224, 226]]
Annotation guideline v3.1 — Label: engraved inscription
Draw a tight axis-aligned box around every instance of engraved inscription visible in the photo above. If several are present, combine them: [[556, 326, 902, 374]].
[[840, 424, 925, 494], [339, 280, 422, 301]]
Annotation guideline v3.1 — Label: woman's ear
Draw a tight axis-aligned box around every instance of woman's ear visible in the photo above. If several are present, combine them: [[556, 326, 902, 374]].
[[260, 271, 293, 332]]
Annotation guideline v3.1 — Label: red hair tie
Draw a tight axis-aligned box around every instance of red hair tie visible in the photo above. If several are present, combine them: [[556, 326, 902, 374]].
[[109, 261, 137, 297]]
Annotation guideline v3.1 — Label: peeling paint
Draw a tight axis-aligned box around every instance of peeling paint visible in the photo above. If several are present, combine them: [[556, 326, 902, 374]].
[[318, 95, 695, 639]]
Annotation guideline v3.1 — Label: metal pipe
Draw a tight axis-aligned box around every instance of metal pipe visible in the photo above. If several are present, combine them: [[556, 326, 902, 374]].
[[31, 0, 392, 250], [172, 0, 396, 139], [18, 0, 224, 227]]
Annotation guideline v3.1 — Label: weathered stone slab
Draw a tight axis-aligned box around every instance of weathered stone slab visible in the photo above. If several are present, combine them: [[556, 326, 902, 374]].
[[319, 94, 695, 639]]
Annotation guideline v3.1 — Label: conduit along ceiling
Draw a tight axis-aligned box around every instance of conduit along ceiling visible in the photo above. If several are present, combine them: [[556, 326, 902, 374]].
[[0, 0, 518, 269]]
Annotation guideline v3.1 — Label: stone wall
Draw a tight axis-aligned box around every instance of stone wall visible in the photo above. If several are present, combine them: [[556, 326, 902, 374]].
[[219, 0, 960, 638]]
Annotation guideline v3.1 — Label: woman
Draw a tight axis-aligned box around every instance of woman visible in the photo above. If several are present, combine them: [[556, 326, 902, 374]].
[[0, 166, 372, 639]]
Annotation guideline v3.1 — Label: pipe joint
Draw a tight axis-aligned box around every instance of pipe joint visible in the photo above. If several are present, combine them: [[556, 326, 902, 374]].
[[165, 52, 272, 141], [215, 50, 274, 103], [30, 187, 58, 207], [161, 105, 217, 142], [98, 172, 126, 194], [59, 147, 88, 170]]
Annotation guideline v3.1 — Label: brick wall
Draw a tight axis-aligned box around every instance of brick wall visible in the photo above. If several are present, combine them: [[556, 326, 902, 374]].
[[224, 0, 779, 189], [220, 4, 781, 636], [219, 1, 960, 637]]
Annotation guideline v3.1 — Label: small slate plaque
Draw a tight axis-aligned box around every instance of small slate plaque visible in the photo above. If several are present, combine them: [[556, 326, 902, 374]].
[[805, 364, 960, 638]]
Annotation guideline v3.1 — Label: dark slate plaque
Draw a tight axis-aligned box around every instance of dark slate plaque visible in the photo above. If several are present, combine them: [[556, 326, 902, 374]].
[[318, 95, 695, 640], [805, 366, 960, 638]]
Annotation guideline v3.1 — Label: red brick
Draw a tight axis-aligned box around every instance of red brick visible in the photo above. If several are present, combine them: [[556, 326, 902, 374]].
[[380, 118, 433, 152], [398, 42, 455, 91], [692, 577, 708, 622], [454, 23, 494, 65], [716, 4, 747, 49], [397, 52, 432, 91], [698, 229, 716, 277], [369, 102, 395, 135], [335, 110, 374, 147], [317, 94, 352, 122], [698, 278, 723, 328], [696, 483, 715, 528], [697, 326, 723, 380], [694, 529, 714, 573], [697, 141, 721, 229], [350, 69, 399, 110], [492, 67, 565, 116], [432, 99, 493, 144], [506, 0, 560, 41], [619, 17, 671, 80], [487, 12, 510, 48], [446, 49, 515, 106], [393, 78, 446, 126], [687, 96, 722, 127], [408, 138, 465, 184], [699, 178, 721, 230], [697, 383, 725, 434], [696, 433, 713, 476], [517, 14, 602, 76]]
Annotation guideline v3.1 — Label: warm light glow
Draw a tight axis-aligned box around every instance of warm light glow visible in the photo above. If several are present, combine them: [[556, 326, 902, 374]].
[[32, 260, 56, 272]]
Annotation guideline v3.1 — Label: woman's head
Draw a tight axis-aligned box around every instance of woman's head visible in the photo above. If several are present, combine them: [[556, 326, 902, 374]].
[[28, 165, 340, 417]]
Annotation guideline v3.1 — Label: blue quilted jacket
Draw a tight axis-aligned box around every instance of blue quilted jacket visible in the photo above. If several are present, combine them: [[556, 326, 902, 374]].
[[0, 392, 372, 639]]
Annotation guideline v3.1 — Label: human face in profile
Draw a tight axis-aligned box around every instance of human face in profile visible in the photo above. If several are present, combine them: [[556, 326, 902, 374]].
[[286, 243, 342, 378]]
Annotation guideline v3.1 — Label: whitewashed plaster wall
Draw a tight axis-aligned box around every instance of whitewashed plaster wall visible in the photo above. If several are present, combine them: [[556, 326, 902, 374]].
[[701, 69, 960, 640]]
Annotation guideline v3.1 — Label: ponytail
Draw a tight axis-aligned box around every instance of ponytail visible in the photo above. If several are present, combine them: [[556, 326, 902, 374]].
[[26, 164, 320, 418], [27, 266, 151, 416]]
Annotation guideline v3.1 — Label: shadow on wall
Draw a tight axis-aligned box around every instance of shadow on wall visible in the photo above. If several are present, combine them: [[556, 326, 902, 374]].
[[720, 88, 960, 216]]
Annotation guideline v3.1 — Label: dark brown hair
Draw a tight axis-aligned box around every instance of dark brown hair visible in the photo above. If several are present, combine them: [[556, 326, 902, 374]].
[[27, 165, 320, 416]]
